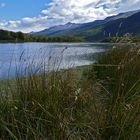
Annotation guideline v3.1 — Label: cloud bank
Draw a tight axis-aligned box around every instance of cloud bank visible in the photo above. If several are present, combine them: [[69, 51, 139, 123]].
[[0, 0, 140, 32]]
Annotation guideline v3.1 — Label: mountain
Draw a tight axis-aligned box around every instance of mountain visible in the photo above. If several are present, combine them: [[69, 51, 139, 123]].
[[35, 20, 105, 36], [36, 22, 81, 36], [98, 10, 140, 40], [35, 10, 140, 42], [105, 10, 140, 21]]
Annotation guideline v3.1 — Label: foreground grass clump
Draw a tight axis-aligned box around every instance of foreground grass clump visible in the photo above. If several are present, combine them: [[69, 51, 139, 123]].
[[1, 44, 140, 139], [0, 68, 102, 140]]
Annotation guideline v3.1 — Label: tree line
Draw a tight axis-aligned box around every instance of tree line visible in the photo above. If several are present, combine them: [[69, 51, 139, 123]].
[[102, 35, 140, 43], [0, 29, 83, 43]]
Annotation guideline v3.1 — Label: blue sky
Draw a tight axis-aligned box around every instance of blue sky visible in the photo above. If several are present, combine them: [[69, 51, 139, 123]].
[[0, 0, 140, 32], [0, 0, 51, 20]]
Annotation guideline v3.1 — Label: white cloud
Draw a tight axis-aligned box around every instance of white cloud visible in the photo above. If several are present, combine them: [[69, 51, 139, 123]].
[[44, 0, 140, 23], [0, 16, 48, 33], [41, 10, 48, 14], [0, 2, 6, 8], [0, 0, 140, 32]]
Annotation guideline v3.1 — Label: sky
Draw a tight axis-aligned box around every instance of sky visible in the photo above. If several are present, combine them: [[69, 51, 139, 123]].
[[0, 0, 140, 33]]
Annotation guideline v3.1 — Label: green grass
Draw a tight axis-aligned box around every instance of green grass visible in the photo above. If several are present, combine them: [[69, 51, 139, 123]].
[[1, 43, 140, 139]]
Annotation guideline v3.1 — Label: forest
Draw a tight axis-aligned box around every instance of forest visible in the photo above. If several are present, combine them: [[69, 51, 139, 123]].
[[0, 29, 83, 43]]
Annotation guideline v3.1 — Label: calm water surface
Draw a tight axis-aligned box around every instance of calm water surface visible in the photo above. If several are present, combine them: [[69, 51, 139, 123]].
[[0, 43, 109, 79]]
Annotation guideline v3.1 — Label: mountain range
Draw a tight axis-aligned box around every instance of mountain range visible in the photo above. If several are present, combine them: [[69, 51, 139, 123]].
[[34, 9, 140, 42]]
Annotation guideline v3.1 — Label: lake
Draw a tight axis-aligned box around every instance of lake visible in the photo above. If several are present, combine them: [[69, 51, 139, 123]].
[[0, 43, 110, 79]]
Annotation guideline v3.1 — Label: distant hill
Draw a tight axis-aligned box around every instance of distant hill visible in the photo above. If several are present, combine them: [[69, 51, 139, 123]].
[[36, 22, 81, 36], [34, 9, 140, 42]]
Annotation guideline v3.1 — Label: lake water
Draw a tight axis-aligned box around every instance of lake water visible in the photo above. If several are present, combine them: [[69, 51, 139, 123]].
[[0, 43, 109, 79]]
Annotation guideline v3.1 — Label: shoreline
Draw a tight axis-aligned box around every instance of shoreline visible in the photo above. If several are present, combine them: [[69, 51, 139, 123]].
[[0, 64, 92, 82], [0, 41, 137, 45]]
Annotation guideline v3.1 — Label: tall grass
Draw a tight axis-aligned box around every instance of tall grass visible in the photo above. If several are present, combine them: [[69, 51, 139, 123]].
[[90, 42, 140, 139], [0, 42, 140, 139]]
